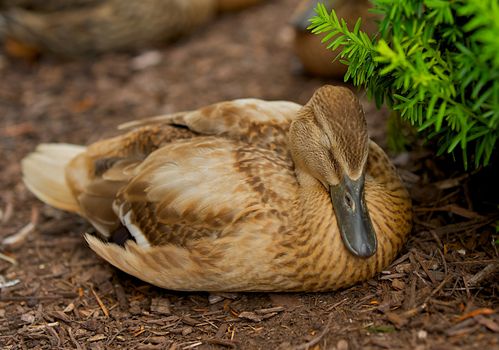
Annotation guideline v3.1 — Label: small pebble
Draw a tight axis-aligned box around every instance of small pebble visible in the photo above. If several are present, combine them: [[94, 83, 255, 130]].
[[182, 327, 193, 336], [417, 330, 428, 340], [63, 303, 75, 313], [21, 313, 35, 323], [337, 339, 348, 350], [131, 51, 162, 70]]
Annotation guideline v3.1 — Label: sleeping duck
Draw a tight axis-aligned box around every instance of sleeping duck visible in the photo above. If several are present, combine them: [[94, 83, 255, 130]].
[[292, 0, 378, 78], [22, 85, 412, 292], [0, 0, 264, 56]]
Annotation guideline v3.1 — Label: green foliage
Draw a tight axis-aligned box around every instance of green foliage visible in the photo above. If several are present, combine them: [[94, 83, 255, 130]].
[[309, 0, 499, 168], [387, 111, 416, 152]]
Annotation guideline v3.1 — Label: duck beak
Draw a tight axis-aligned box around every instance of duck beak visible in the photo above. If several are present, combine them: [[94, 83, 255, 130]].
[[329, 175, 377, 258]]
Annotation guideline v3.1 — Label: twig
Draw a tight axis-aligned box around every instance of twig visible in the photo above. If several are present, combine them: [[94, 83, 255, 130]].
[[401, 303, 427, 318], [403, 272, 417, 310], [182, 341, 203, 349], [445, 287, 481, 291], [437, 248, 448, 278], [202, 338, 238, 349], [0, 276, 20, 289], [455, 308, 495, 323], [474, 315, 499, 332], [413, 218, 438, 230], [91, 287, 109, 317], [2, 206, 39, 249], [462, 276, 471, 299], [327, 298, 348, 311], [429, 230, 443, 249], [1, 200, 14, 224], [432, 215, 498, 236], [414, 205, 482, 219], [106, 329, 124, 346], [463, 182, 474, 212], [414, 253, 437, 285], [255, 306, 285, 314], [45, 324, 61, 347], [0, 294, 78, 302], [2, 223, 35, 248], [467, 263, 499, 287], [0, 251, 17, 265], [293, 314, 333, 350], [424, 275, 452, 304], [67, 327, 83, 350], [433, 174, 469, 190], [449, 259, 499, 265]]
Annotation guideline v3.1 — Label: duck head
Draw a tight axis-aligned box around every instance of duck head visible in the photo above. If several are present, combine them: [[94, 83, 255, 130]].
[[289, 85, 376, 258]]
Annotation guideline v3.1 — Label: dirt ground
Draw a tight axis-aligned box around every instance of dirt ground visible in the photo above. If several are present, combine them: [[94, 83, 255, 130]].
[[0, 0, 498, 349]]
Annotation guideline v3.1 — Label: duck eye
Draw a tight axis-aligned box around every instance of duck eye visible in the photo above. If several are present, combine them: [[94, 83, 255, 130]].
[[344, 192, 355, 211]]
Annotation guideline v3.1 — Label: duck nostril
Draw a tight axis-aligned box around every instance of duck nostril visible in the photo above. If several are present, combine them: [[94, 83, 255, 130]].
[[344, 193, 355, 211]]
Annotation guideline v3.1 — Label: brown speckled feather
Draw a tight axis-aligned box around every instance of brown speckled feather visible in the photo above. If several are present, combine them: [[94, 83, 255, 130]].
[[22, 86, 412, 292]]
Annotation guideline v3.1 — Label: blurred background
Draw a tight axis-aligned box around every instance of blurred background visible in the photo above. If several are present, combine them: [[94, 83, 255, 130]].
[[0, 0, 386, 154]]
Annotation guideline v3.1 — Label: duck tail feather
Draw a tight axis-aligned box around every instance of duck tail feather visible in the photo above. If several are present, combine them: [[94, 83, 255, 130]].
[[22, 143, 85, 213]]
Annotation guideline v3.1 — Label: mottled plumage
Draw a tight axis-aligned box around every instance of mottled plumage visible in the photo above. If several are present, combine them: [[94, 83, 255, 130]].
[[0, 0, 263, 56], [22, 86, 412, 292]]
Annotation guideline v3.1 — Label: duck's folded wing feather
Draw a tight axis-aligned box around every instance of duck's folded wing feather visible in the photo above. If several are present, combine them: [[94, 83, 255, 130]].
[[64, 124, 196, 235], [112, 137, 297, 247], [82, 137, 298, 291], [119, 99, 302, 152]]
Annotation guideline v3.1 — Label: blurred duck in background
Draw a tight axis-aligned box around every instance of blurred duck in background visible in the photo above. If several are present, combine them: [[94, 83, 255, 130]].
[[292, 0, 377, 78], [0, 0, 263, 57]]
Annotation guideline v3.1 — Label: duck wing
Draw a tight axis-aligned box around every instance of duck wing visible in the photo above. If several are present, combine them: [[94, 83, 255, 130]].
[[119, 98, 302, 155], [111, 136, 297, 247], [65, 124, 197, 235], [83, 131, 301, 291], [67, 99, 300, 241]]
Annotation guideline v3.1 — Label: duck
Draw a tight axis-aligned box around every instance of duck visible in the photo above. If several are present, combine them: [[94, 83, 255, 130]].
[[0, 0, 264, 57], [292, 0, 378, 78], [21, 85, 412, 292]]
